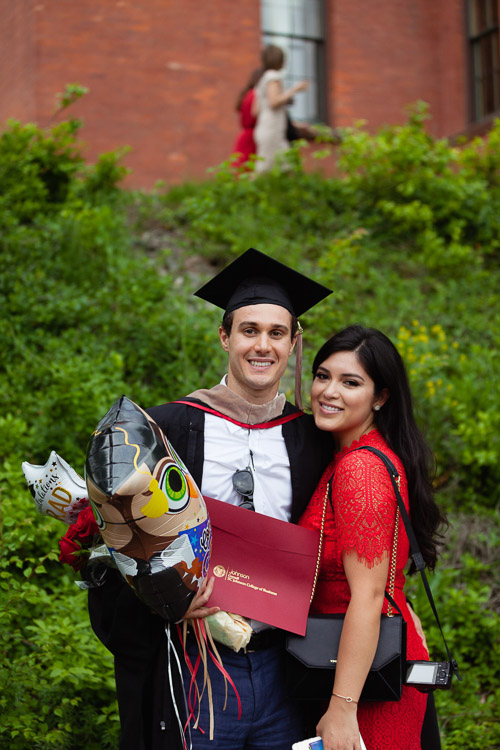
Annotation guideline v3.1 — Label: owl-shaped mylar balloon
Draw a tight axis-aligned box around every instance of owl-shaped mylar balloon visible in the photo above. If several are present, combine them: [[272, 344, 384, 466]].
[[85, 396, 212, 622]]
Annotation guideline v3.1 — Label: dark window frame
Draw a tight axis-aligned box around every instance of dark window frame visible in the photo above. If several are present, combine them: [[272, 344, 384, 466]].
[[466, 0, 500, 122], [261, 0, 327, 123]]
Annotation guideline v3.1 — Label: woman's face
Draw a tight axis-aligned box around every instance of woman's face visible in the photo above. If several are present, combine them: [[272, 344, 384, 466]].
[[311, 350, 387, 449]]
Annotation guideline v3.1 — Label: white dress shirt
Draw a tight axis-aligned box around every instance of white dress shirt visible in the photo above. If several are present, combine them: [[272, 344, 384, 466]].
[[199, 378, 293, 631]]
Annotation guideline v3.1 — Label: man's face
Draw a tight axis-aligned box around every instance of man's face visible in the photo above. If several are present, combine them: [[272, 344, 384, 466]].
[[219, 304, 296, 404]]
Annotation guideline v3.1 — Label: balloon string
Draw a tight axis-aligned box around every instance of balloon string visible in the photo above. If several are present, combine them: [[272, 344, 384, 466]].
[[187, 620, 212, 737], [199, 619, 242, 720], [177, 618, 243, 743], [196, 621, 214, 737], [166, 623, 191, 750], [203, 619, 228, 710], [177, 623, 203, 735]]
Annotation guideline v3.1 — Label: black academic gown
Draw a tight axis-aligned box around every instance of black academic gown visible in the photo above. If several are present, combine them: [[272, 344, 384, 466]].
[[88, 398, 333, 750]]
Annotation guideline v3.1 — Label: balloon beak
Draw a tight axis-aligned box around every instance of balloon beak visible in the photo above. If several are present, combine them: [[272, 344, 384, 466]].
[[141, 478, 169, 518], [186, 475, 199, 499]]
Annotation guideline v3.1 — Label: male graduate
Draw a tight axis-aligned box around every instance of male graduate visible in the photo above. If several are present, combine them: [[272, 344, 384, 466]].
[[88, 248, 334, 750]]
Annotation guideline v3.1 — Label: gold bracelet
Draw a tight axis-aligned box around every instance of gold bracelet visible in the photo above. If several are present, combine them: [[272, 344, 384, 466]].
[[332, 692, 358, 705]]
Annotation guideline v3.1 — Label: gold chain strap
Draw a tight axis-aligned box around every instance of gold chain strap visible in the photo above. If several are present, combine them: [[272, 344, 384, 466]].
[[310, 475, 401, 613], [309, 483, 329, 603], [386, 475, 401, 617]]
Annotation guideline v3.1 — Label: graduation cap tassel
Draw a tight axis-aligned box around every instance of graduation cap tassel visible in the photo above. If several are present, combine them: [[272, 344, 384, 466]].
[[294, 325, 304, 411]]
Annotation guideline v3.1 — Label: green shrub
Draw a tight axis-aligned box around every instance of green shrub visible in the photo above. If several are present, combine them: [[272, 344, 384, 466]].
[[0, 119, 82, 222], [0, 472, 119, 749], [1, 102, 499, 748], [405, 510, 500, 749]]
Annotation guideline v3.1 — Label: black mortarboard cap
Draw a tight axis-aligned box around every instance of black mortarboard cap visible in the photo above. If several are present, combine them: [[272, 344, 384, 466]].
[[194, 248, 332, 317]]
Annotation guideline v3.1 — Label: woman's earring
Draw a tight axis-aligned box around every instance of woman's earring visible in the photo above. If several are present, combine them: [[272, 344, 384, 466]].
[[374, 404, 381, 411]]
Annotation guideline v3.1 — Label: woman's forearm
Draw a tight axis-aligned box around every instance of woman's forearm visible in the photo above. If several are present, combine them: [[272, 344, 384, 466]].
[[331, 593, 383, 702], [268, 87, 294, 108], [267, 80, 307, 109], [316, 594, 383, 749]]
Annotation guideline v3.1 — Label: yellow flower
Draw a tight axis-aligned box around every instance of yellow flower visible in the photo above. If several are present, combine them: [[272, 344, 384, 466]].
[[427, 384, 436, 397]]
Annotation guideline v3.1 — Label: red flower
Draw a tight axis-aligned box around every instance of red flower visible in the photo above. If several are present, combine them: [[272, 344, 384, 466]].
[[59, 535, 83, 570], [59, 505, 100, 571], [73, 505, 99, 538]]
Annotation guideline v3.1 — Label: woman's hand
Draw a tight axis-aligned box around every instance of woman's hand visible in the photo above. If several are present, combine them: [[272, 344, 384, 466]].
[[183, 576, 220, 620], [317, 701, 362, 750], [293, 80, 309, 94]]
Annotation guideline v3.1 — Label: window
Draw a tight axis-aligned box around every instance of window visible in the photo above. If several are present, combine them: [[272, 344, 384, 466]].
[[467, 0, 500, 120], [261, 0, 325, 122]]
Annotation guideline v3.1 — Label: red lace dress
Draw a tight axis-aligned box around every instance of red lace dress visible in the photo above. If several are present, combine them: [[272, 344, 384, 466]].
[[298, 430, 428, 750]]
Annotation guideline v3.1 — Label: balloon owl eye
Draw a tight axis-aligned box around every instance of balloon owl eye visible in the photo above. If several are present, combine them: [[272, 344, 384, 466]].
[[159, 465, 190, 512]]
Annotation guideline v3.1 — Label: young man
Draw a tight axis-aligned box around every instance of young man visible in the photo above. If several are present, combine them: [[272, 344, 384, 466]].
[[88, 249, 334, 750]]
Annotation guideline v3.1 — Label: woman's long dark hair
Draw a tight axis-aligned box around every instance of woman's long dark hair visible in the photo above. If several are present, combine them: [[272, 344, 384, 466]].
[[312, 325, 446, 572], [235, 67, 264, 112]]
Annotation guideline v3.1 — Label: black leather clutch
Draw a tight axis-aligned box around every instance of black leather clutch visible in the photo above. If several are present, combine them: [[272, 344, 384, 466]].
[[286, 612, 407, 702]]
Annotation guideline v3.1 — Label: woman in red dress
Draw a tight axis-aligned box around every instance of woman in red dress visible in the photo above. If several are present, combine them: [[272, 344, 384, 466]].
[[232, 68, 262, 169], [299, 325, 446, 750]]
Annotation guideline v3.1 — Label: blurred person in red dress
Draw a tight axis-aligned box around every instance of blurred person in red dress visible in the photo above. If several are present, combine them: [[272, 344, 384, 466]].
[[232, 51, 323, 173], [232, 67, 263, 169], [299, 325, 446, 750]]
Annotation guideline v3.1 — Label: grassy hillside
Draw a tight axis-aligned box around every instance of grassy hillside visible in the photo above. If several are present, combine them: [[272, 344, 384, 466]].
[[0, 104, 498, 748]]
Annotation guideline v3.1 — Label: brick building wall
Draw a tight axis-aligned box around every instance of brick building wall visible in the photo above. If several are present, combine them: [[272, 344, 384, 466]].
[[1, 1, 37, 123], [1, 0, 261, 187], [0, 0, 496, 188], [327, 0, 468, 137]]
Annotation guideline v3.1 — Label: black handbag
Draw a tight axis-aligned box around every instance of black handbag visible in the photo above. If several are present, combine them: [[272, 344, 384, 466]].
[[286, 446, 461, 703], [286, 113, 300, 142], [287, 610, 406, 702]]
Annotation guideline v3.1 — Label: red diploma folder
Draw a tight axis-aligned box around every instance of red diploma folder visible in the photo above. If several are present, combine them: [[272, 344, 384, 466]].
[[205, 496, 320, 636]]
